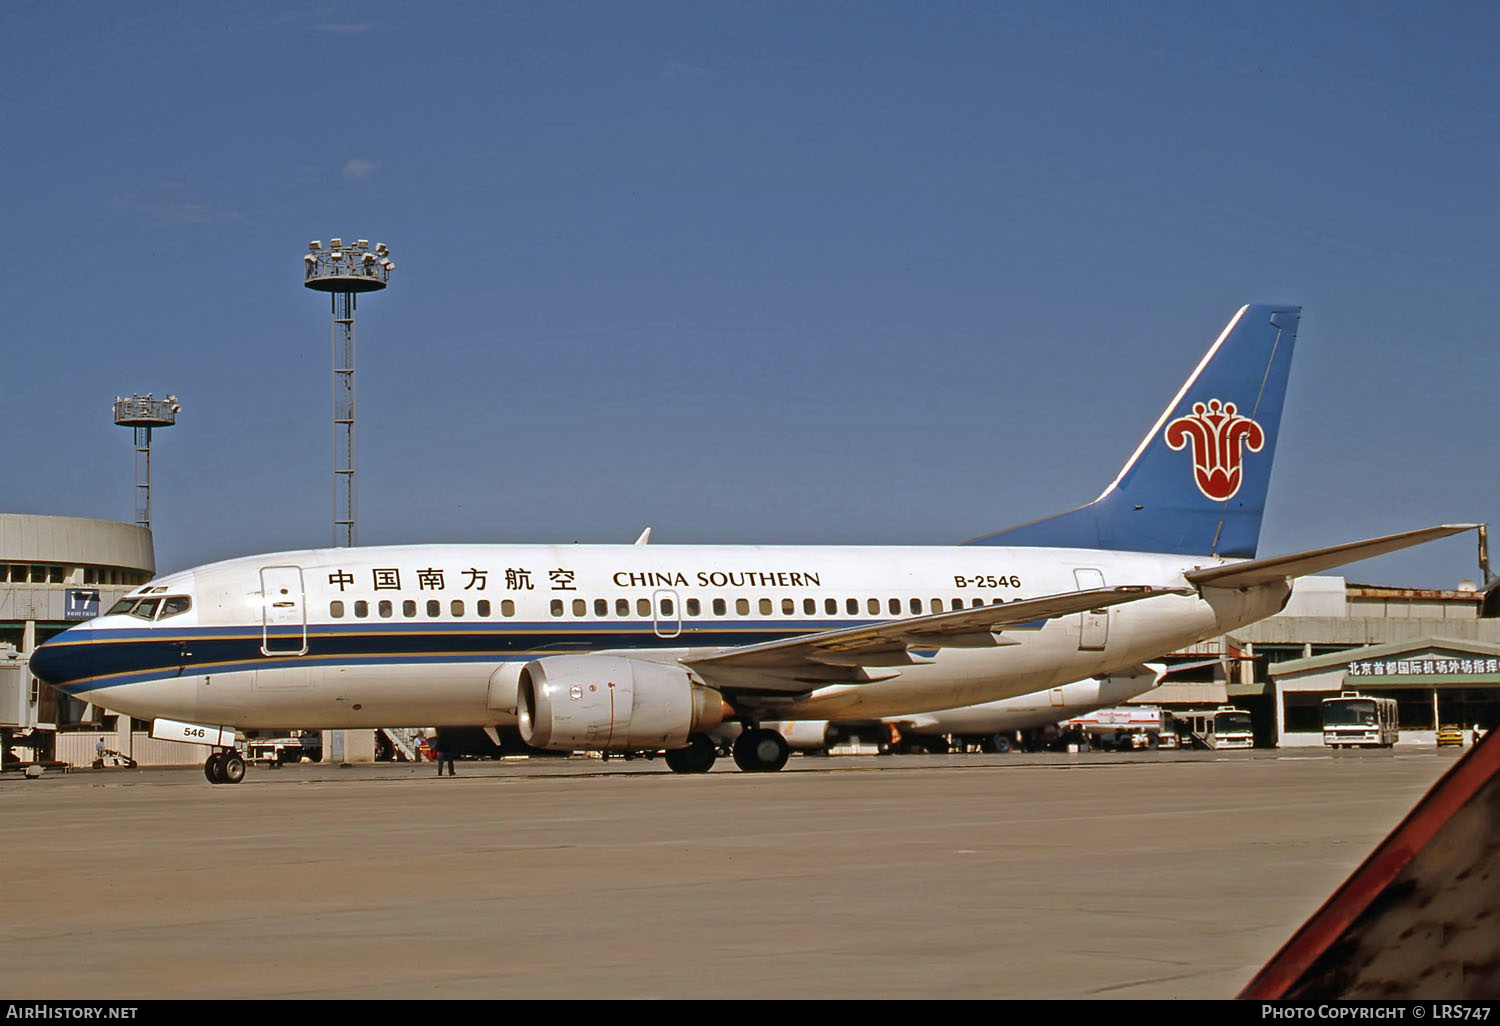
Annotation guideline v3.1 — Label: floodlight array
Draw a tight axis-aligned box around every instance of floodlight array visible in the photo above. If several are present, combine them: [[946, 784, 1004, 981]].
[[304, 238, 395, 281]]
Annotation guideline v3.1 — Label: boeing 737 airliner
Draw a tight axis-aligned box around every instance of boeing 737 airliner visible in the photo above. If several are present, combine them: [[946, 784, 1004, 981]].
[[29, 304, 1476, 782]]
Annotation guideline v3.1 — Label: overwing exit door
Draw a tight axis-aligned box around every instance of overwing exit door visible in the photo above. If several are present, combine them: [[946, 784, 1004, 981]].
[[1073, 568, 1109, 651]]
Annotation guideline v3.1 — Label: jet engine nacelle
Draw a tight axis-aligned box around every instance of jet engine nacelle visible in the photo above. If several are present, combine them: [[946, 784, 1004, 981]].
[[516, 655, 726, 752]]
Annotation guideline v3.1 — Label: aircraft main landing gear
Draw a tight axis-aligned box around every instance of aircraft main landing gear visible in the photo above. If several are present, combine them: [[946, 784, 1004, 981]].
[[732, 727, 790, 773], [204, 748, 246, 785], [664, 733, 718, 774]]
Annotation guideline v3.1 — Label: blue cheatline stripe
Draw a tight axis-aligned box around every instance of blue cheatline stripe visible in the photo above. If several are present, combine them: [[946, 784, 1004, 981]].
[[45, 617, 1049, 697]]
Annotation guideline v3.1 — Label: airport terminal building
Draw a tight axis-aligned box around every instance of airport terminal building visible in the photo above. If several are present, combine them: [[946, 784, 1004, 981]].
[[1158, 576, 1500, 748], [0, 513, 157, 764]]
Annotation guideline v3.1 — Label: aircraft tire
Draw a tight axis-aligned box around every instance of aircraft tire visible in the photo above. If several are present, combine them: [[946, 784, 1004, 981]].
[[732, 728, 790, 773], [986, 733, 1012, 754], [221, 753, 247, 784], [664, 734, 717, 774], [204, 752, 226, 784]]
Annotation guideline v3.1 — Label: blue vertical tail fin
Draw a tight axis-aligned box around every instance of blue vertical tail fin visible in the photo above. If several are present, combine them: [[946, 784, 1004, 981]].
[[967, 303, 1301, 558]]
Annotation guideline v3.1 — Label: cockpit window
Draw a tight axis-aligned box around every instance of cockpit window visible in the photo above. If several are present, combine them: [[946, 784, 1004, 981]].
[[132, 598, 162, 620], [106, 599, 136, 616], [158, 596, 192, 618]]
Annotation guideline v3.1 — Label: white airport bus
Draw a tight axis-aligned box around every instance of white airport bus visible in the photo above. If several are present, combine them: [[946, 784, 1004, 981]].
[[1321, 691, 1400, 748], [1175, 706, 1255, 749]]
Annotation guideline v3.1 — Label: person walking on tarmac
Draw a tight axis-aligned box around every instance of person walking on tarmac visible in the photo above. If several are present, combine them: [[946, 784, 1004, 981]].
[[433, 734, 456, 777]]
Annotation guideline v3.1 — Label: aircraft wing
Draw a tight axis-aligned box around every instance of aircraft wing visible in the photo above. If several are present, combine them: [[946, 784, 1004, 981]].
[[1187, 525, 1480, 590], [683, 585, 1188, 691]]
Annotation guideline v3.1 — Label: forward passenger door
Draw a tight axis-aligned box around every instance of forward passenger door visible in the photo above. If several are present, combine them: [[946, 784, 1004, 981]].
[[260, 565, 308, 656]]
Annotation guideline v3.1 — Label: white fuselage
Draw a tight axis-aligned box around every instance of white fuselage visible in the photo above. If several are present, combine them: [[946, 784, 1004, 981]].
[[881, 674, 1164, 737], [42, 542, 1287, 731]]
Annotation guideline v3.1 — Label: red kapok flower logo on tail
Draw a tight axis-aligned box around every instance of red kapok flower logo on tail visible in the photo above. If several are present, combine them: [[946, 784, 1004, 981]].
[[1164, 399, 1265, 502]]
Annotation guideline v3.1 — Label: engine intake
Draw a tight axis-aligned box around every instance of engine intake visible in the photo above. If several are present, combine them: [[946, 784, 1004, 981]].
[[517, 655, 726, 752]]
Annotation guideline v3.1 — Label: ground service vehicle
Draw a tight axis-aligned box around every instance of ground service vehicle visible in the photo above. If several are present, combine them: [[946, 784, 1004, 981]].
[[1321, 691, 1399, 748], [1064, 705, 1177, 750], [1176, 706, 1255, 749]]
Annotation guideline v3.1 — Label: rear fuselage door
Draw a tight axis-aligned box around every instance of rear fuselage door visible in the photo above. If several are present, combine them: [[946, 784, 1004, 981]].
[[260, 565, 308, 656], [1073, 568, 1109, 651]]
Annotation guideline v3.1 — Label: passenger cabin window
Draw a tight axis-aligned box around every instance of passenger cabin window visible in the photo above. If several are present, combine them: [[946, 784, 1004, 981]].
[[330, 600, 345, 618], [427, 600, 441, 617], [686, 598, 700, 616], [379, 600, 393, 618], [759, 599, 772, 615], [355, 600, 369, 618], [804, 598, 816, 615], [637, 598, 650, 617], [910, 598, 922, 614], [713, 598, 727, 616], [551, 600, 564, 617], [572, 598, 587, 617], [617, 598, 630, 617], [782, 598, 795, 615], [825, 598, 837, 615], [595, 598, 609, 617], [867, 598, 879, 615], [660, 598, 674, 616], [846, 598, 858, 615], [931, 598, 944, 613], [451, 600, 464, 617], [403, 600, 417, 617], [736, 598, 750, 615], [889, 598, 901, 614]]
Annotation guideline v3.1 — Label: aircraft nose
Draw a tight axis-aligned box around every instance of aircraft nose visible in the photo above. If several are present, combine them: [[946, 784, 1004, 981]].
[[28, 634, 77, 688]]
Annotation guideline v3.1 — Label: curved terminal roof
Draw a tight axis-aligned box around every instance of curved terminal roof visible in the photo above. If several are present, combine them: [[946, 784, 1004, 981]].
[[0, 514, 154, 573]]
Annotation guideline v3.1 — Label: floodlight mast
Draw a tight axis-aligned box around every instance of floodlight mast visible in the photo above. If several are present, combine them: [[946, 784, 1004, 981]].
[[113, 393, 180, 530], [303, 238, 392, 547]]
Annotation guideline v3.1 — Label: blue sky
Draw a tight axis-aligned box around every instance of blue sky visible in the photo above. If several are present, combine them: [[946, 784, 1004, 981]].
[[2, 1, 1495, 588]]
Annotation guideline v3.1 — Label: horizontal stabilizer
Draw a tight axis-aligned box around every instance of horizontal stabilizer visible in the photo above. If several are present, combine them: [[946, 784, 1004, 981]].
[[1186, 525, 1480, 589]]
